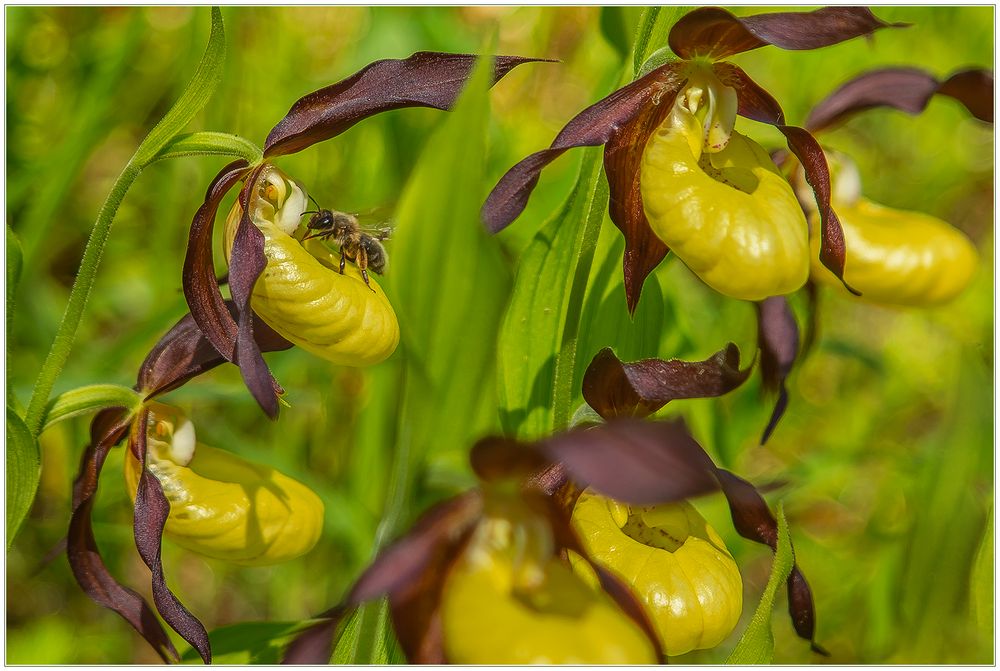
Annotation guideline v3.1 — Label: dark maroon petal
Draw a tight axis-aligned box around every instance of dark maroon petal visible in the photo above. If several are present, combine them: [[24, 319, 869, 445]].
[[137, 303, 293, 400], [604, 82, 678, 313], [806, 66, 994, 132], [582, 344, 750, 421], [264, 53, 546, 157], [938, 68, 994, 123], [281, 606, 351, 665], [384, 505, 481, 664], [756, 297, 799, 444], [714, 62, 786, 125], [131, 409, 212, 664], [539, 418, 720, 505], [482, 63, 684, 234], [182, 160, 251, 362], [669, 6, 900, 60], [469, 436, 551, 483], [715, 469, 825, 653], [68, 409, 179, 664], [229, 167, 284, 418], [779, 125, 856, 295], [347, 492, 482, 605]]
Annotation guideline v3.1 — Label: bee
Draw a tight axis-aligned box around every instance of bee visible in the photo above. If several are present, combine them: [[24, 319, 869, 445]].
[[301, 199, 390, 291]]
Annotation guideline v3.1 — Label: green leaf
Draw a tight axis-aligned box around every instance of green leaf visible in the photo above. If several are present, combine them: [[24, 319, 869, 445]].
[[727, 504, 795, 665], [330, 602, 398, 664], [971, 506, 993, 648], [7, 407, 40, 550], [599, 6, 632, 60], [388, 49, 510, 465], [133, 7, 226, 168], [179, 621, 318, 664], [149, 131, 262, 165], [40, 384, 142, 433], [631, 7, 689, 76], [498, 147, 607, 439]]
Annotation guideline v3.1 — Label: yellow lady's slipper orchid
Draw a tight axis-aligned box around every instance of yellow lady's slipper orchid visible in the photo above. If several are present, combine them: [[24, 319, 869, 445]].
[[223, 165, 399, 366], [124, 403, 324, 566], [641, 64, 809, 301], [802, 153, 978, 306], [571, 490, 743, 657], [441, 489, 657, 664]]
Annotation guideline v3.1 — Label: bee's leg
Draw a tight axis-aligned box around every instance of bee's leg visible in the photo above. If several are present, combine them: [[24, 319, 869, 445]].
[[339, 249, 346, 275], [357, 247, 375, 292]]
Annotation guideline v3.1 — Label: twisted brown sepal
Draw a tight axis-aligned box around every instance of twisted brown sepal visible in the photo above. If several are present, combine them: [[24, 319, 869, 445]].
[[137, 302, 292, 401], [669, 6, 902, 61], [68, 408, 180, 664], [264, 53, 546, 157], [757, 296, 799, 444], [228, 166, 286, 418], [282, 493, 483, 663], [718, 63, 856, 295], [715, 469, 828, 655], [131, 408, 212, 664], [482, 64, 684, 234], [182, 160, 251, 363], [604, 80, 679, 313], [582, 344, 750, 420], [806, 66, 995, 132]]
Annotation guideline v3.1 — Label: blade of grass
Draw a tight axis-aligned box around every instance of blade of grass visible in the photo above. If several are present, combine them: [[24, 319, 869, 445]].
[[726, 504, 795, 664]]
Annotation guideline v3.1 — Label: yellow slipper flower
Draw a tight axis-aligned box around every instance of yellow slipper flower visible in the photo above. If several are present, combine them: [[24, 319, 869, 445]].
[[222, 165, 399, 366], [572, 489, 743, 656], [124, 403, 324, 566]]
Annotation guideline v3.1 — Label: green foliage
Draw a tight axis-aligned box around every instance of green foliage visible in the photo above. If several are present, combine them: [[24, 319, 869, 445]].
[[150, 131, 262, 165], [5, 6, 993, 665], [971, 507, 994, 657], [41, 384, 141, 432], [180, 621, 318, 664], [6, 407, 40, 549], [132, 7, 227, 168], [726, 506, 794, 665]]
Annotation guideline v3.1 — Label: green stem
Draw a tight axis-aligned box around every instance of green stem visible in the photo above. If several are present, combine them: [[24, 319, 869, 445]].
[[24, 161, 142, 437]]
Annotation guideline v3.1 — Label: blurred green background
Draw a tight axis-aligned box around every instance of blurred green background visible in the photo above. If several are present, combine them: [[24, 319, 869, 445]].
[[6, 6, 993, 664]]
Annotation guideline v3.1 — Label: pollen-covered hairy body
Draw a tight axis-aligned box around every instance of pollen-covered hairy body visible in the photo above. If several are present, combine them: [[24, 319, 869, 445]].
[[223, 165, 399, 366]]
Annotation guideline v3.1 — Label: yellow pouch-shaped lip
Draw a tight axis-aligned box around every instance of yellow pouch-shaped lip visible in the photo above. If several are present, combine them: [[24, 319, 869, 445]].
[[641, 104, 809, 301], [571, 491, 743, 657], [224, 200, 399, 366], [809, 198, 978, 306], [125, 433, 324, 567], [441, 495, 657, 664]]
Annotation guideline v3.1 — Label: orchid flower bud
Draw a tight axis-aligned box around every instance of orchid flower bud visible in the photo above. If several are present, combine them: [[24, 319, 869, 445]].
[[441, 487, 657, 664], [223, 164, 399, 366], [124, 403, 324, 566], [801, 152, 978, 306], [641, 65, 809, 301], [571, 490, 743, 657]]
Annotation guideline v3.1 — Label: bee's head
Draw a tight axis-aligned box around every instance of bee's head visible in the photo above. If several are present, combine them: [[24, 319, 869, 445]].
[[307, 209, 335, 232]]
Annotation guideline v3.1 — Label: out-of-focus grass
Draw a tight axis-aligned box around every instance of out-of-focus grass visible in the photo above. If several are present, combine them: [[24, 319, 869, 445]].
[[6, 6, 993, 664]]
